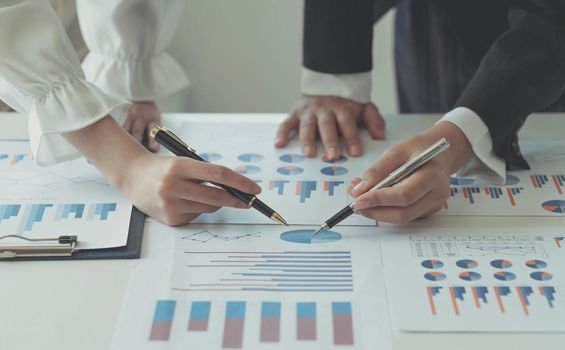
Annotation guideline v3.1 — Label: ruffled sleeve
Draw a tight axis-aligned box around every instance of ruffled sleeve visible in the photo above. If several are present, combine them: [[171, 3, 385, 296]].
[[77, 0, 190, 101], [0, 1, 130, 166]]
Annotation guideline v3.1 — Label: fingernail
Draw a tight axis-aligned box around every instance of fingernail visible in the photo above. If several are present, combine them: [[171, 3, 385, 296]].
[[304, 146, 315, 157], [354, 200, 368, 210], [274, 138, 281, 145], [350, 145, 361, 156], [328, 147, 338, 159], [352, 180, 367, 192]]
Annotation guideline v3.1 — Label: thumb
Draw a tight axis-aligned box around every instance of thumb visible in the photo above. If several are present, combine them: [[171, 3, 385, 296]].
[[350, 147, 409, 196]]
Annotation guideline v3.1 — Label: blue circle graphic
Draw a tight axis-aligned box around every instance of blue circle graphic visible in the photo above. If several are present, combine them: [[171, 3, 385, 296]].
[[280, 230, 342, 244]]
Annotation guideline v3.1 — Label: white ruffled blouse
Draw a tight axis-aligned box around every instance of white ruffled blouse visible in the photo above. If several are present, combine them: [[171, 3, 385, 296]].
[[0, 0, 189, 166]]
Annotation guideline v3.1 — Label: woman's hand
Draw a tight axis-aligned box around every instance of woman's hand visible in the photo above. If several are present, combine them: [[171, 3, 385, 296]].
[[123, 154, 261, 225], [123, 101, 161, 152], [348, 121, 474, 223], [63, 116, 260, 226]]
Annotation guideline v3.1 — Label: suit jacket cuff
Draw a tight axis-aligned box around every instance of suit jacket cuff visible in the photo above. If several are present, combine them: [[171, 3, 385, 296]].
[[301, 68, 372, 103], [439, 107, 506, 185]]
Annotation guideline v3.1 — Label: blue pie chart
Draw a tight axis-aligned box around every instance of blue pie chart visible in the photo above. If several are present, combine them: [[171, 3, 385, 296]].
[[490, 259, 513, 269], [321, 166, 348, 176], [542, 200, 565, 214], [279, 154, 305, 163], [280, 230, 342, 244], [235, 165, 261, 175], [456, 259, 479, 269], [421, 259, 444, 269], [322, 155, 348, 164], [459, 271, 481, 281], [525, 259, 547, 269], [238, 153, 263, 162], [530, 271, 553, 281], [494, 271, 516, 281], [424, 272, 446, 282], [277, 165, 304, 175], [198, 152, 222, 162]]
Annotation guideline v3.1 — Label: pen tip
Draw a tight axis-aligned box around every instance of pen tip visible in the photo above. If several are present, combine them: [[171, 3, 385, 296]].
[[311, 224, 327, 236], [271, 213, 288, 226]]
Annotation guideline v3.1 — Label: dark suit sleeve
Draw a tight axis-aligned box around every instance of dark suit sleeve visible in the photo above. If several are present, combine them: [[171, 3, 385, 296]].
[[455, 0, 565, 169], [303, 0, 376, 74]]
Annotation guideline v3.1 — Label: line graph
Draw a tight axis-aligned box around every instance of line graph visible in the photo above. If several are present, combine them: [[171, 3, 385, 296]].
[[181, 230, 261, 243]]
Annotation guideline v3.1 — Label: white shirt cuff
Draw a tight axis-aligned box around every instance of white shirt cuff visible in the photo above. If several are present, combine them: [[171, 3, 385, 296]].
[[438, 107, 506, 185], [301, 68, 372, 103]]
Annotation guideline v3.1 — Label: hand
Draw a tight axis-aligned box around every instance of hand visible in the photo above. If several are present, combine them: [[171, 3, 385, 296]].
[[348, 121, 474, 223], [123, 101, 161, 152], [63, 116, 261, 226], [275, 95, 385, 160], [123, 154, 262, 225]]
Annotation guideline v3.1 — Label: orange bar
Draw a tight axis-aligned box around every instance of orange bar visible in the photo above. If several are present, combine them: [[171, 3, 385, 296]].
[[517, 288, 530, 316], [484, 188, 490, 195], [323, 181, 329, 191], [472, 288, 480, 308], [530, 176, 538, 188], [426, 287, 437, 316], [463, 188, 468, 199], [296, 182, 302, 195], [506, 188, 516, 206], [449, 287, 460, 316], [539, 286, 545, 296], [494, 288, 506, 314], [552, 176, 563, 194], [556, 238, 562, 248]]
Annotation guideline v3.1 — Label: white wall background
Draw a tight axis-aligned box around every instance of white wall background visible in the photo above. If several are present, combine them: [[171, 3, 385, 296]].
[[158, 0, 398, 114]]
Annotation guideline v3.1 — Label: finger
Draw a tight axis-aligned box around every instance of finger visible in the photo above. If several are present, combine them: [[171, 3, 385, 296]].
[[354, 169, 436, 210], [161, 212, 200, 226], [175, 159, 262, 194], [275, 113, 300, 148], [317, 112, 340, 160], [147, 121, 160, 152], [348, 177, 362, 193], [174, 181, 250, 208], [299, 113, 317, 157], [362, 103, 386, 140], [350, 147, 410, 195], [336, 111, 361, 157], [130, 118, 145, 144], [358, 189, 446, 224], [162, 197, 222, 215]]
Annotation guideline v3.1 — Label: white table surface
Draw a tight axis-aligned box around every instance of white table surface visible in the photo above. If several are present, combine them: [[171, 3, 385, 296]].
[[1, 112, 564, 350]]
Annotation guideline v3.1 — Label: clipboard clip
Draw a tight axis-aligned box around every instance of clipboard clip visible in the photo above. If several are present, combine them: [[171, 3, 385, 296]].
[[0, 235, 78, 259]]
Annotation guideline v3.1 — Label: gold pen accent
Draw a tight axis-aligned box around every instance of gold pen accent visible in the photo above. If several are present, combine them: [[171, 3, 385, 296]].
[[271, 212, 288, 226], [248, 196, 257, 207]]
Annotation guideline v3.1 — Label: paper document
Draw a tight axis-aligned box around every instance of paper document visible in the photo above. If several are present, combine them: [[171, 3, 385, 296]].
[[0, 141, 133, 249], [380, 226, 565, 332], [112, 224, 392, 350]]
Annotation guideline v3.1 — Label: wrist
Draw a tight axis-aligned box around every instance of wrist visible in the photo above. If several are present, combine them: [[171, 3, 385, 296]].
[[422, 121, 474, 173]]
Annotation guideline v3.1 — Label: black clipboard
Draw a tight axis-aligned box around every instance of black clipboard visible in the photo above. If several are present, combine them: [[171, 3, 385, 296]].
[[0, 207, 145, 261]]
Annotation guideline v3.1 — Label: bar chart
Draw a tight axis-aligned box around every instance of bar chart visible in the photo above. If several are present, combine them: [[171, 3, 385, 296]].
[[171, 250, 354, 293], [0, 202, 119, 233], [148, 299, 355, 348]]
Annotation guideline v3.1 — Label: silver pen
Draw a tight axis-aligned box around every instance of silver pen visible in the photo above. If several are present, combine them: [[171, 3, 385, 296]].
[[312, 138, 450, 235]]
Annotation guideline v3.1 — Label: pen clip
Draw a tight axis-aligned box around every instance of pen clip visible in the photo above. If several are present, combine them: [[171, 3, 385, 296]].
[[0, 234, 78, 258], [159, 127, 197, 153]]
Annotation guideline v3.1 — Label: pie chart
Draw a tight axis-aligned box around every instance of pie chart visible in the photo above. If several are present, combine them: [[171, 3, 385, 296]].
[[530, 271, 553, 281], [238, 153, 263, 162], [490, 259, 513, 269], [321, 166, 348, 176], [459, 271, 481, 281], [322, 155, 348, 164], [279, 154, 305, 163], [424, 272, 446, 282], [277, 165, 304, 175], [421, 259, 444, 269], [198, 152, 222, 162], [456, 259, 479, 269], [493, 271, 516, 281], [450, 177, 475, 186], [280, 229, 341, 244], [525, 259, 547, 269], [542, 200, 565, 214], [504, 174, 520, 186], [235, 165, 261, 175]]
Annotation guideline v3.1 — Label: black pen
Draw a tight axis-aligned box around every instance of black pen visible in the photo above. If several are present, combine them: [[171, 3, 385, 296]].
[[150, 126, 288, 226], [312, 138, 450, 235]]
